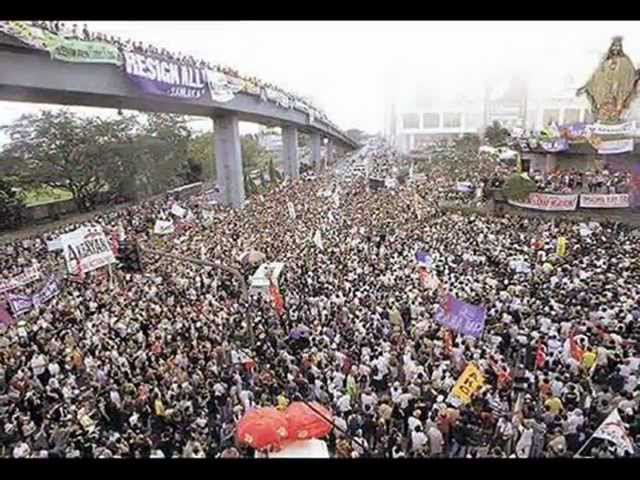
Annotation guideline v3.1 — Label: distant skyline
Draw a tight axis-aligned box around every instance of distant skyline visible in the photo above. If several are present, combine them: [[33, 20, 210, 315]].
[[2, 21, 640, 145]]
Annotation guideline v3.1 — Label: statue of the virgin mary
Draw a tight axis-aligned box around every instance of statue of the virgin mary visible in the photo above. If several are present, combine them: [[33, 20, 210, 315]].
[[577, 36, 640, 123]]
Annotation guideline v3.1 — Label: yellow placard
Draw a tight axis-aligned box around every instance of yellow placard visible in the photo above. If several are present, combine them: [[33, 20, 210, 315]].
[[556, 236, 568, 258], [450, 363, 485, 405]]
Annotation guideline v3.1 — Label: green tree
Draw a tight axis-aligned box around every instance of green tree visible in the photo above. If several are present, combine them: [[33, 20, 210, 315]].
[[240, 133, 268, 172], [268, 156, 282, 183], [0, 177, 26, 231], [141, 113, 194, 190], [0, 110, 141, 212], [484, 121, 510, 147], [188, 132, 215, 181], [502, 173, 537, 201]]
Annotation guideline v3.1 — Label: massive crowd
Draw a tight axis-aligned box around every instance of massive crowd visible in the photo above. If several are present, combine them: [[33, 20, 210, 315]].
[[27, 21, 335, 129], [530, 168, 632, 195], [1, 138, 640, 459]]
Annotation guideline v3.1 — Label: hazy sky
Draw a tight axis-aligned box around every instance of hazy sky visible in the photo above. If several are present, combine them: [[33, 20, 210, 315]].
[[2, 21, 640, 143]]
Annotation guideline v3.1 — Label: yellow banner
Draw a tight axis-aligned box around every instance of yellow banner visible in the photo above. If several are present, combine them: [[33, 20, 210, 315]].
[[450, 363, 484, 405]]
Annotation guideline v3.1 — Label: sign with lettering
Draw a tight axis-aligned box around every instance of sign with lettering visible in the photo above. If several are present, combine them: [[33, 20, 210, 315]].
[[123, 50, 209, 99], [508, 193, 578, 211], [60, 225, 116, 275], [449, 363, 485, 405], [579, 193, 630, 209]]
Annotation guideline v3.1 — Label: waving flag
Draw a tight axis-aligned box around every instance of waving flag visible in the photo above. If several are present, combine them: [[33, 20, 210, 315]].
[[593, 409, 634, 454], [269, 279, 285, 316], [569, 329, 584, 363]]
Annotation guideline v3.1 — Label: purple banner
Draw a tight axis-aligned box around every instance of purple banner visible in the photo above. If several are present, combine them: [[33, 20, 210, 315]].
[[7, 294, 34, 316], [434, 294, 486, 338], [7, 276, 62, 316], [123, 50, 209, 100]]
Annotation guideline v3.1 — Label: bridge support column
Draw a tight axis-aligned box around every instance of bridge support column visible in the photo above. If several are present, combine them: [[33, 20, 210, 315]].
[[213, 114, 245, 209], [281, 126, 299, 179], [325, 140, 334, 169], [311, 133, 322, 173]]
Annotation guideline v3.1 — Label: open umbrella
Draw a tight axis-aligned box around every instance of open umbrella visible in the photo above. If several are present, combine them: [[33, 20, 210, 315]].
[[235, 407, 288, 451], [284, 402, 333, 440]]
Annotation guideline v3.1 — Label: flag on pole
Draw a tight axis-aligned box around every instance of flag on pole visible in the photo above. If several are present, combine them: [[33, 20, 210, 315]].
[[569, 329, 584, 363], [313, 229, 323, 250], [591, 408, 634, 455], [415, 250, 433, 269], [269, 279, 285, 316]]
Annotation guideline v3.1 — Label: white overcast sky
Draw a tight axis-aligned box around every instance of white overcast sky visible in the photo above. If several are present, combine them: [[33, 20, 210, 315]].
[[2, 21, 640, 143]]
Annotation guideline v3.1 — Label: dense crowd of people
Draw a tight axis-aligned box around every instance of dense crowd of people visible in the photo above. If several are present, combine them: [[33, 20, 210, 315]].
[[27, 21, 335, 129], [530, 168, 632, 195], [1, 138, 639, 459]]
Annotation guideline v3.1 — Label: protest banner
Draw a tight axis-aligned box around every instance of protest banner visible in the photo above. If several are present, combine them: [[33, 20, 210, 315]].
[[449, 363, 485, 405], [575, 408, 634, 457], [434, 294, 486, 338], [60, 225, 116, 275], [123, 50, 209, 99], [170, 203, 187, 218], [586, 121, 636, 137], [507, 193, 578, 211], [154, 219, 175, 235], [7, 276, 62, 316], [597, 138, 634, 155], [579, 193, 630, 209], [49, 38, 122, 65], [0, 21, 60, 50], [0, 265, 41, 295]]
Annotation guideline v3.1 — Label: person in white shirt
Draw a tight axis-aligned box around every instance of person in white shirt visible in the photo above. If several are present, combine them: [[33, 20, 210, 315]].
[[411, 425, 428, 452]]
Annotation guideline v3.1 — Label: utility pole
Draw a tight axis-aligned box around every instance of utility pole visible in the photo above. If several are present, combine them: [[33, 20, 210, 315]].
[[139, 247, 253, 346]]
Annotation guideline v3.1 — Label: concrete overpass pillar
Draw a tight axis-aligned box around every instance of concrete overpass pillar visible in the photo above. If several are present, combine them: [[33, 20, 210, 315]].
[[213, 114, 245, 209], [311, 133, 322, 172], [281, 126, 299, 179], [326, 140, 334, 169]]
